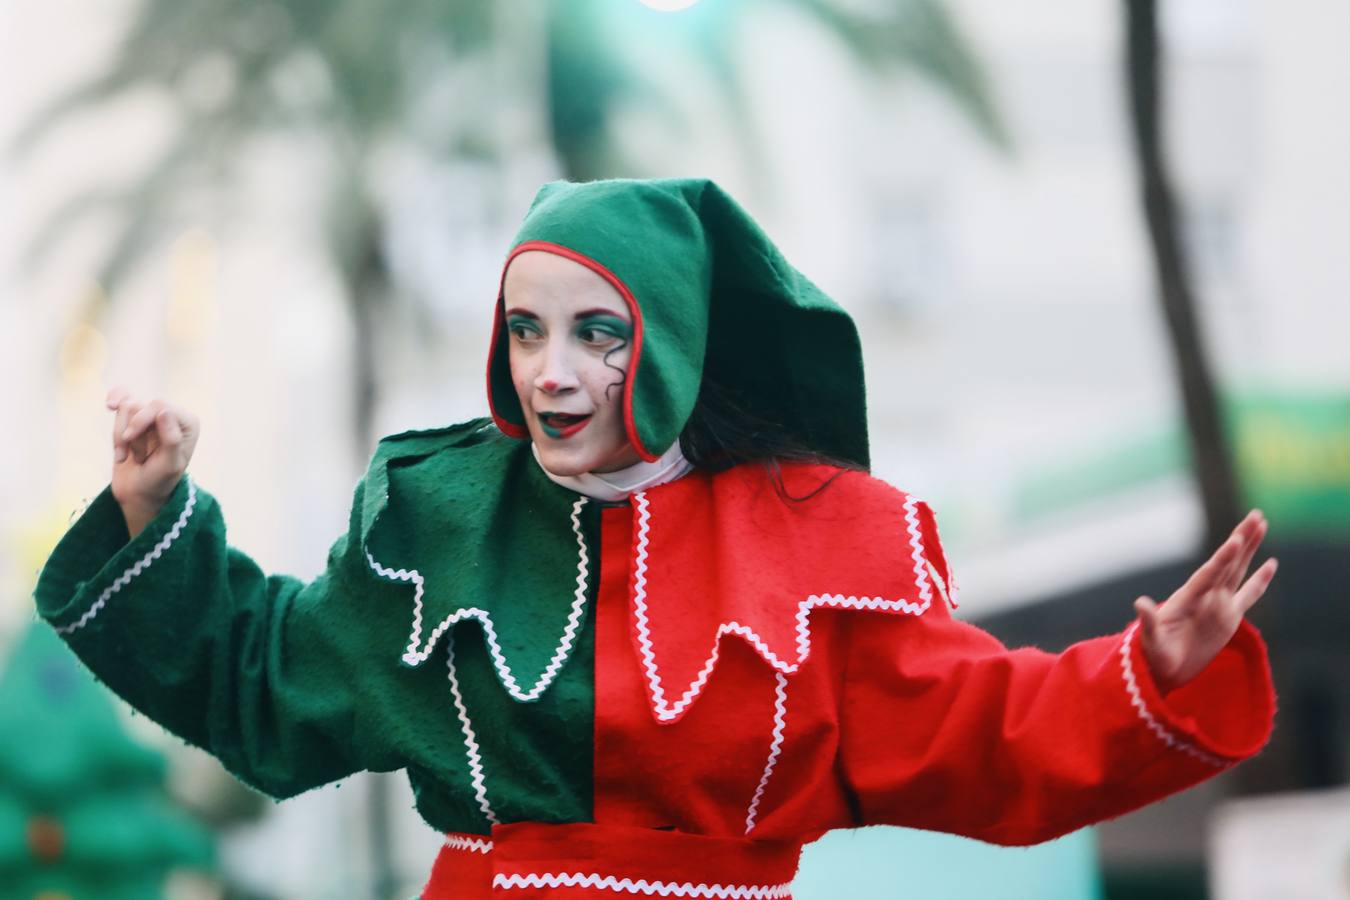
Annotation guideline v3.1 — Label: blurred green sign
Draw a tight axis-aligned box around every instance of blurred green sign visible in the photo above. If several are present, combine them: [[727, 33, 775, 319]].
[[1234, 392, 1350, 533], [1013, 391, 1350, 536]]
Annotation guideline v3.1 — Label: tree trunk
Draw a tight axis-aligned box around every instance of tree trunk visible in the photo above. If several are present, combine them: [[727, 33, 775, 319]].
[[350, 242, 401, 899], [1123, 0, 1240, 553], [332, 188, 399, 896], [350, 237, 384, 465]]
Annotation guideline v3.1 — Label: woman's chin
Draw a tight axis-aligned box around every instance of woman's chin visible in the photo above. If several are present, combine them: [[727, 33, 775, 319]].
[[532, 444, 595, 477]]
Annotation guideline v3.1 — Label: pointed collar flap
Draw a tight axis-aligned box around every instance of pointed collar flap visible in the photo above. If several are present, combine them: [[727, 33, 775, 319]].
[[626, 464, 948, 723], [362, 420, 594, 703]]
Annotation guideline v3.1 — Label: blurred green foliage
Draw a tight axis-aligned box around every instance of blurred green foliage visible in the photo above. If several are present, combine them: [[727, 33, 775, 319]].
[[14, 0, 1003, 298], [0, 625, 214, 897]]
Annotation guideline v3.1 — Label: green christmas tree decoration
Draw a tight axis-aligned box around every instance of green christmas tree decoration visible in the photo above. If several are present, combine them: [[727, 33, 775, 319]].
[[0, 624, 214, 899]]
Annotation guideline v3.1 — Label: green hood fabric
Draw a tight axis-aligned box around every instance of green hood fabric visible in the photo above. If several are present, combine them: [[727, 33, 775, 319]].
[[486, 178, 871, 469]]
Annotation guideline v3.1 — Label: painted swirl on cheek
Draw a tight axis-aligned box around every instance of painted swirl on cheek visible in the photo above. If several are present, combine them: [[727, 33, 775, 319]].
[[602, 340, 628, 401], [575, 316, 633, 403]]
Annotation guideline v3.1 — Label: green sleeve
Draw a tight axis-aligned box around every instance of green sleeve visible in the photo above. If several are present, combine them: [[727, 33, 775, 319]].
[[33, 474, 404, 799]]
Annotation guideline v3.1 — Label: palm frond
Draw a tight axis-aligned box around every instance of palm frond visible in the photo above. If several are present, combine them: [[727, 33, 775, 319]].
[[791, 0, 1009, 148]]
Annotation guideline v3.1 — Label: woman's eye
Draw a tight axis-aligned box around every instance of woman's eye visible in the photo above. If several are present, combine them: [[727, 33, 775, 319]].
[[579, 327, 613, 344], [577, 318, 629, 346], [508, 321, 542, 342]]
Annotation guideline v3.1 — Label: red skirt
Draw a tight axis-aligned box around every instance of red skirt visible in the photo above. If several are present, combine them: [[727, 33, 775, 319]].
[[422, 822, 803, 899]]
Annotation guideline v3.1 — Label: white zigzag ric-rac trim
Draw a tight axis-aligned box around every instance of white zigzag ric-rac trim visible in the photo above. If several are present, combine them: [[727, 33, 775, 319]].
[[368, 496, 591, 702], [630, 491, 934, 722], [57, 479, 199, 635], [492, 872, 793, 898], [925, 559, 952, 610], [446, 639, 499, 825], [443, 833, 493, 854], [1119, 624, 1227, 768], [744, 671, 788, 835]]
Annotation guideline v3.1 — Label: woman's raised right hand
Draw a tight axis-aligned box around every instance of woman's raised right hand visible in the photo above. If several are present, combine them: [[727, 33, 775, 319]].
[[106, 387, 200, 538]]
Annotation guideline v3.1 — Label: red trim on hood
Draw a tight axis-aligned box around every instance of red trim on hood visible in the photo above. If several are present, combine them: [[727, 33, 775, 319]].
[[485, 285, 528, 440], [488, 240, 656, 462]]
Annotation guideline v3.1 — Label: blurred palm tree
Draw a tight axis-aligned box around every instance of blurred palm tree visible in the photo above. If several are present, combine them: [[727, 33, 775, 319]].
[[551, 0, 1007, 180], [15, 0, 1003, 458], [14, 1, 1003, 896]]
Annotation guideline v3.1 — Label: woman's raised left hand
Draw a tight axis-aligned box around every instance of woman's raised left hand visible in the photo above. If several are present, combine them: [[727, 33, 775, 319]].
[[1134, 510, 1278, 693]]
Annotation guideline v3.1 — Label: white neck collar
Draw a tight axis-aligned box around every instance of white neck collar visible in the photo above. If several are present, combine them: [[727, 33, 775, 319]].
[[531, 441, 694, 501]]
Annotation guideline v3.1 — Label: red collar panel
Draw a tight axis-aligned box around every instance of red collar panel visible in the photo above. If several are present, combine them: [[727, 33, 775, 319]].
[[623, 464, 949, 724]]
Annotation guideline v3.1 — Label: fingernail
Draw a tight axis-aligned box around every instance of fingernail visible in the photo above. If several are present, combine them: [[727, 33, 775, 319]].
[[115, 447, 126, 462]]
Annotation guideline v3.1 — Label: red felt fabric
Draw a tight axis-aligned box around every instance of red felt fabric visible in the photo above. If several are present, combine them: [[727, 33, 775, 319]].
[[625, 465, 940, 724], [423, 824, 801, 899], [593, 463, 1274, 846], [424, 835, 493, 898], [839, 611, 1273, 846], [593, 503, 854, 838]]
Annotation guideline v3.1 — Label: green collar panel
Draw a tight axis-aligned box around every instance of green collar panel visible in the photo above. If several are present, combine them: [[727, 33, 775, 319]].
[[361, 420, 594, 701], [362, 421, 600, 828], [486, 178, 871, 469]]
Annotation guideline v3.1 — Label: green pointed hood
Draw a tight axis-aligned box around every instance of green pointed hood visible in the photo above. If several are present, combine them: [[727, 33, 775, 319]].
[[486, 178, 870, 469]]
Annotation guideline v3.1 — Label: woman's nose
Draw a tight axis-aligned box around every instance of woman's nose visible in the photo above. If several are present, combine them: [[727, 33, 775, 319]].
[[535, 344, 579, 394]]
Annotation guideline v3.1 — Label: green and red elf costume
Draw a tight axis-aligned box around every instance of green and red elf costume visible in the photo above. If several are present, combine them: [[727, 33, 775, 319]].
[[36, 180, 1275, 899]]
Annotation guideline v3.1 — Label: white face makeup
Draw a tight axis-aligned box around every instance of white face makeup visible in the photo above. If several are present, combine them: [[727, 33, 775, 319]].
[[503, 250, 642, 476]]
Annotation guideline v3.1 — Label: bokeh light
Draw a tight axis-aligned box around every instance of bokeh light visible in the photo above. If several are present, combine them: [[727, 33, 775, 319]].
[[637, 0, 702, 12]]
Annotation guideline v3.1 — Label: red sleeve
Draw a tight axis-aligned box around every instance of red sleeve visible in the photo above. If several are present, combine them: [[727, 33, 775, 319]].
[[837, 557, 1275, 846]]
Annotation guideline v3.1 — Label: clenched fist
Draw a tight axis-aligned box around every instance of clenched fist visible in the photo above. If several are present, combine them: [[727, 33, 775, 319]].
[[106, 386, 200, 539]]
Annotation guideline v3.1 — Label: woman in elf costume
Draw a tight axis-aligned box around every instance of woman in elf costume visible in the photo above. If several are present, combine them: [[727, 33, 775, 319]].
[[37, 179, 1278, 899]]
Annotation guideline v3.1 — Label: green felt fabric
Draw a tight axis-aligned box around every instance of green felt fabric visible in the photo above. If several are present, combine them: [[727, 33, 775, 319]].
[[365, 420, 599, 830], [488, 178, 870, 468], [365, 421, 590, 689], [34, 474, 407, 799], [33, 420, 597, 835]]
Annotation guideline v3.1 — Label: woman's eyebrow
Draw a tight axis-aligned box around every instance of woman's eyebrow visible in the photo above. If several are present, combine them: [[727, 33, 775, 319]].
[[504, 307, 627, 321]]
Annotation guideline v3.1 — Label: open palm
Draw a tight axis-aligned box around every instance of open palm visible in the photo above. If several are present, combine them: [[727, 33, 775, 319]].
[[1135, 510, 1277, 693]]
